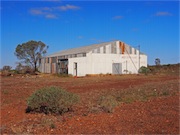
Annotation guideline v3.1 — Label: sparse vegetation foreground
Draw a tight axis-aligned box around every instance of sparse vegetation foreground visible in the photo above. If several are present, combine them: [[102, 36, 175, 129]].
[[1, 64, 179, 134], [26, 87, 79, 115]]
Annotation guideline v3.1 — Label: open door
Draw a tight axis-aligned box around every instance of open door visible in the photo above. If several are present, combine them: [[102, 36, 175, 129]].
[[57, 59, 68, 74], [74, 62, 77, 76]]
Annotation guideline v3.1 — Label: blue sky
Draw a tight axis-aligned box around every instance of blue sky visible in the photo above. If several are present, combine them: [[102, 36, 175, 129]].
[[1, 0, 179, 68]]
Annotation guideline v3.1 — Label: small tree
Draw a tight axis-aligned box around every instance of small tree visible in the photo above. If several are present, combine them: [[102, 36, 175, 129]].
[[155, 58, 161, 66], [2, 65, 12, 71], [1, 65, 12, 76], [14, 40, 48, 72]]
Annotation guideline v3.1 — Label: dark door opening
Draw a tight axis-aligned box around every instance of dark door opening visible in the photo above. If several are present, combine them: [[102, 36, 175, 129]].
[[57, 59, 68, 74], [74, 62, 77, 76]]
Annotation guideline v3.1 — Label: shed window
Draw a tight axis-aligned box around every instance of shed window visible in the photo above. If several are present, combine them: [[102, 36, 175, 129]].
[[83, 53, 86, 57], [59, 56, 65, 59], [51, 57, 56, 63], [72, 54, 77, 58]]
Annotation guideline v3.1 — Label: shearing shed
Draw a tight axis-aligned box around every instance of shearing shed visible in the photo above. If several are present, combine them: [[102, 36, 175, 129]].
[[39, 40, 147, 76]]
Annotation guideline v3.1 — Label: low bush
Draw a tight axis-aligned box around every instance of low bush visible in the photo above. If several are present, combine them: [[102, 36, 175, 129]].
[[111, 80, 178, 104], [98, 95, 118, 113], [138, 66, 150, 75], [1, 65, 12, 76], [26, 87, 79, 115], [1, 70, 12, 76]]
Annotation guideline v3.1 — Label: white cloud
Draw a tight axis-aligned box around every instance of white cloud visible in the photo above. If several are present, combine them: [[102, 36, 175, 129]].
[[155, 11, 172, 16], [112, 16, 123, 20], [29, 4, 80, 19], [30, 8, 57, 19], [56, 4, 80, 11], [45, 14, 58, 19], [30, 9, 44, 15], [41, 7, 53, 11]]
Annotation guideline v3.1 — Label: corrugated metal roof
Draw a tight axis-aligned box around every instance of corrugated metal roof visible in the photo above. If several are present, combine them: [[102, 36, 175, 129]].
[[47, 40, 117, 57], [46, 40, 146, 57]]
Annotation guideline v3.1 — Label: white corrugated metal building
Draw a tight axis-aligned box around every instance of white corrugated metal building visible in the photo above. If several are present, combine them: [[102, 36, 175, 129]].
[[39, 40, 147, 76]]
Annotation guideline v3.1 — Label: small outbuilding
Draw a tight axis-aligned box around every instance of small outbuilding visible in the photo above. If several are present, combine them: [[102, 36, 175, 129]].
[[39, 40, 147, 76]]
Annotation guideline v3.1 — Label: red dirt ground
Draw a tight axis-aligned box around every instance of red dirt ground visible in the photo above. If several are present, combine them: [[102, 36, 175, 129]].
[[0, 74, 179, 134]]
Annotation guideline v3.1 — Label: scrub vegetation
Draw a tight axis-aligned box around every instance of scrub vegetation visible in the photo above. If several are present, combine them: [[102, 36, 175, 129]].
[[1, 64, 179, 134], [26, 87, 79, 115]]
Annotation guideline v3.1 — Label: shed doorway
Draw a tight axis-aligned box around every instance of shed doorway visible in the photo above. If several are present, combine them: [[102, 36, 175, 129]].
[[73, 62, 77, 76], [57, 59, 68, 74], [112, 63, 122, 74]]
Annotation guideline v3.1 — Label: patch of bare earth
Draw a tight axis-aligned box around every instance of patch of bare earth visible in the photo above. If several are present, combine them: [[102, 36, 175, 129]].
[[0, 74, 179, 134]]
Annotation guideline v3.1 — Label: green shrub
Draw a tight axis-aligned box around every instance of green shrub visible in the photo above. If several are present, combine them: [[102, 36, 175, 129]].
[[138, 66, 150, 75], [26, 87, 79, 115], [50, 123, 56, 129], [98, 95, 118, 113]]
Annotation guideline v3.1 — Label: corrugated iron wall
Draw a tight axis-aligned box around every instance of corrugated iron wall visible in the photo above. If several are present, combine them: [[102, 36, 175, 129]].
[[44, 63, 51, 73], [39, 57, 58, 73], [51, 63, 57, 74]]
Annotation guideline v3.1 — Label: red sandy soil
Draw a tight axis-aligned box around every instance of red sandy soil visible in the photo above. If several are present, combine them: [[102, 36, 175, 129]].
[[0, 74, 179, 134]]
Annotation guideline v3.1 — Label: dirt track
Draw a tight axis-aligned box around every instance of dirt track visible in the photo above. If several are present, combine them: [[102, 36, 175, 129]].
[[1, 74, 179, 134]]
